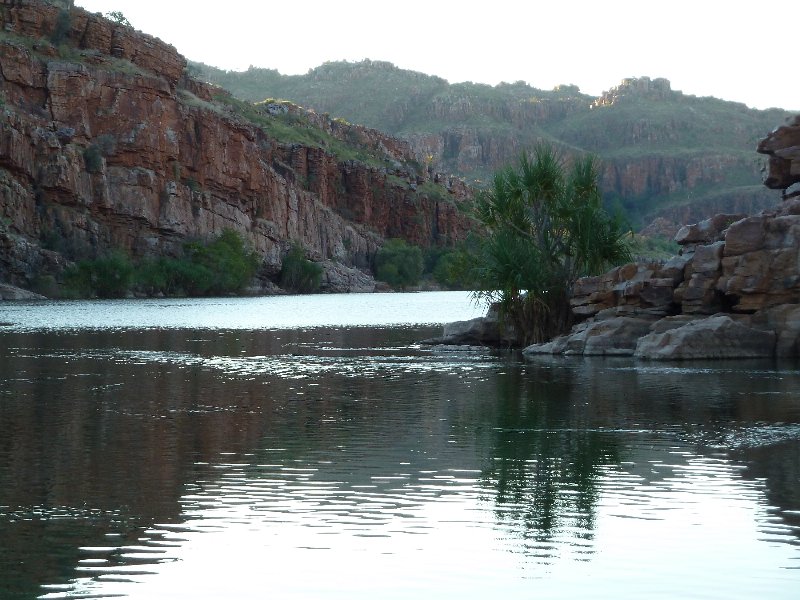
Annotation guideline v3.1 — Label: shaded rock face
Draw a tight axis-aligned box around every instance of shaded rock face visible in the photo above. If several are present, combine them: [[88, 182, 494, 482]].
[[526, 197, 800, 360], [319, 260, 375, 294], [0, 1, 473, 290]]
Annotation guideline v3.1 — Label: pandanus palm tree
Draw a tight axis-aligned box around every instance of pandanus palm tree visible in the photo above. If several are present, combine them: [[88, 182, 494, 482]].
[[472, 144, 632, 346]]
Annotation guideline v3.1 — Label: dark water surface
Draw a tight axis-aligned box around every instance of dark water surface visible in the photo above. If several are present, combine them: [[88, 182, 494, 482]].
[[1, 293, 799, 599]]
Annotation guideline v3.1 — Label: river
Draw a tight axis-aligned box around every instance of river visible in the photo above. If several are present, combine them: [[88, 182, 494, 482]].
[[1, 292, 799, 599]]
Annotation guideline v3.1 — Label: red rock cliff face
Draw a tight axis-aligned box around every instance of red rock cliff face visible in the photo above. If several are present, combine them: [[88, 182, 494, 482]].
[[0, 1, 472, 287]]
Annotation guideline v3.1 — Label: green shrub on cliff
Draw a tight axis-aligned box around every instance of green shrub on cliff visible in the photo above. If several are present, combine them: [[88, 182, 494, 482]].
[[105, 11, 132, 27], [375, 239, 423, 290], [83, 144, 103, 173], [49, 9, 71, 46], [279, 243, 323, 294]]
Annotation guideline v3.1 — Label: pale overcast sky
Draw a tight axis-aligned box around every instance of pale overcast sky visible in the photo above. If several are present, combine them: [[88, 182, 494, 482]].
[[74, 0, 797, 111]]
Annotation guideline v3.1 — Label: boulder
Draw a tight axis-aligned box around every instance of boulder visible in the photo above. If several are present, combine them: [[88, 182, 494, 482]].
[[570, 316, 657, 356], [647, 314, 700, 334], [752, 304, 800, 357], [690, 241, 725, 273], [657, 253, 691, 284], [758, 115, 800, 193], [422, 307, 518, 347], [675, 271, 722, 314], [724, 216, 768, 256], [522, 335, 570, 356], [633, 315, 776, 360]]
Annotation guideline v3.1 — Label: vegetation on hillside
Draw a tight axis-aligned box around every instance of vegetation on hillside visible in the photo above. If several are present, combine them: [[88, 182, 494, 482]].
[[191, 60, 789, 229], [469, 145, 633, 345]]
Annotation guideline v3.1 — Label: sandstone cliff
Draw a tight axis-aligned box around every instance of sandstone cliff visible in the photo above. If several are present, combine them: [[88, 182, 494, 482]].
[[0, 1, 472, 292]]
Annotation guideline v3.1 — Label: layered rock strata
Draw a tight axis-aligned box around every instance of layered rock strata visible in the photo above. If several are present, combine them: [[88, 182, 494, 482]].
[[0, 0, 472, 292]]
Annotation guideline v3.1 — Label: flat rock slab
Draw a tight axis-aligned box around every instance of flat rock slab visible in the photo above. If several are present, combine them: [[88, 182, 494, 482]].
[[634, 315, 776, 360], [0, 283, 46, 300]]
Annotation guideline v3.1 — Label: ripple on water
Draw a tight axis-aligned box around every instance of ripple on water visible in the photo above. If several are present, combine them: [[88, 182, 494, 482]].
[[3, 318, 799, 600]]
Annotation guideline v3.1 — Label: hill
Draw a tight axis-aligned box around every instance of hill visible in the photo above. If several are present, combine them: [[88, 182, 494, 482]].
[[192, 60, 792, 232]]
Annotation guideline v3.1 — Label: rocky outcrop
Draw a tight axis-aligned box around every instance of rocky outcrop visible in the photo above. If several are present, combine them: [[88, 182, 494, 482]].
[[0, 1, 473, 292], [633, 315, 776, 360], [758, 115, 800, 197], [319, 260, 375, 294], [421, 305, 518, 347], [525, 194, 800, 360]]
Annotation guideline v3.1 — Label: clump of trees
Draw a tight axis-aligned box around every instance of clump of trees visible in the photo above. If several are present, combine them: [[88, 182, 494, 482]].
[[471, 144, 632, 345], [63, 229, 259, 298], [63, 250, 134, 299], [375, 238, 423, 290], [105, 11, 133, 27], [279, 243, 323, 293]]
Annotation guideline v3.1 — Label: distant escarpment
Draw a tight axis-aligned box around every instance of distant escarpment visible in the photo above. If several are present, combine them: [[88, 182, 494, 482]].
[[195, 61, 794, 234], [0, 1, 472, 293]]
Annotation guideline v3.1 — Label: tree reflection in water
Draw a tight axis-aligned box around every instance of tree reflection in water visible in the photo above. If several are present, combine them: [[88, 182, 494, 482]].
[[482, 363, 620, 554]]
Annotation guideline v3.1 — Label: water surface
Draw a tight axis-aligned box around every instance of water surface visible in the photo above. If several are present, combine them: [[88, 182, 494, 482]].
[[1, 292, 798, 599]]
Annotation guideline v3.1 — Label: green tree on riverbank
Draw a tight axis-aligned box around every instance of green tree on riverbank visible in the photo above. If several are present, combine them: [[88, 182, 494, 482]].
[[375, 239, 423, 290], [63, 229, 259, 298], [472, 145, 632, 345], [279, 243, 323, 293]]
